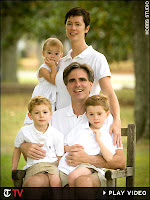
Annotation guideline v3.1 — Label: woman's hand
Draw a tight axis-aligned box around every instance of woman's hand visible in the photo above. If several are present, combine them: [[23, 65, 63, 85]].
[[109, 119, 122, 148], [20, 143, 46, 160]]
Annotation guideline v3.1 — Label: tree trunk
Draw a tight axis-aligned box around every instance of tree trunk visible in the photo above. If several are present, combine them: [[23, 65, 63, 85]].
[[1, 42, 18, 82], [1, 16, 18, 82], [132, 1, 149, 140]]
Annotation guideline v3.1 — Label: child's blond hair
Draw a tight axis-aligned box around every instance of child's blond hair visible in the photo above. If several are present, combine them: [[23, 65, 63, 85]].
[[42, 38, 63, 52], [28, 96, 52, 113], [85, 94, 109, 112]]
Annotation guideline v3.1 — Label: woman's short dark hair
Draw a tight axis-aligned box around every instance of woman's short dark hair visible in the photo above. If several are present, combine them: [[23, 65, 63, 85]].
[[65, 7, 90, 28], [63, 62, 94, 86]]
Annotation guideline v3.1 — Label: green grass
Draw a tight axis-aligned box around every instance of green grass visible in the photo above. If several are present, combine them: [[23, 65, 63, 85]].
[[1, 91, 149, 187], [116, 138, 149, 187]]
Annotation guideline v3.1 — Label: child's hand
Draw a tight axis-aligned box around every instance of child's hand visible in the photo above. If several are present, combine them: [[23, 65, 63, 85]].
[[44, 57, 56, 68], [93, 129, 101, 142]]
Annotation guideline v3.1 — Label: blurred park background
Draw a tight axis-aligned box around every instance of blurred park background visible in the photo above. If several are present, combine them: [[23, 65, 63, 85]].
[[1, 1, 149, 187]]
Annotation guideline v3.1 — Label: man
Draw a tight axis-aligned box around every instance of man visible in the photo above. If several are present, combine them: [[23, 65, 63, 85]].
[[21, 62, 125, 188]]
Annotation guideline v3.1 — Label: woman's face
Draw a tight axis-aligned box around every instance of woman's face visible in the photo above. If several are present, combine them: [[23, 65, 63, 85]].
[[65, 15, 89, 42]]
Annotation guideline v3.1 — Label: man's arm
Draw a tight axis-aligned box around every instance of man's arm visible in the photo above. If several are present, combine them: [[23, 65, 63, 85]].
[[20, 143, 46, 160], [99, 77, 122, 148], [66, 149, 126, 170]]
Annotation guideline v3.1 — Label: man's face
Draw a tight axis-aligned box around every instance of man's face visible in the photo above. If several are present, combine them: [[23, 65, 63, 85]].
[[66, 68, 93, 102]]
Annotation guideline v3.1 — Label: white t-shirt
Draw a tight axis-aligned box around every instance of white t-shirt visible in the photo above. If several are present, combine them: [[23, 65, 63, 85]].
[[58, 123, 116, 175], [55, 46, 111, 109], [14, 123, 64, 170], [51, 104, 113, 138]]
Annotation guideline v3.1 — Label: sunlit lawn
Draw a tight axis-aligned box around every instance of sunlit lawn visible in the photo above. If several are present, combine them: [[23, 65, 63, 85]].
[[1, 92, 149, 187]]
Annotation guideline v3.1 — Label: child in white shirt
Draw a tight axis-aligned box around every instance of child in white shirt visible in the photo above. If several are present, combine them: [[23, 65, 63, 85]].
[[24, 38, 63, 125], [58, 94, 116, 187], [12, 96, 64, 187]]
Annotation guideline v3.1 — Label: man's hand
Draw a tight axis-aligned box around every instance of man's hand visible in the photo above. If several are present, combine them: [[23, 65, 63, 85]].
[[70, 144, 84, 152], [109, 119, 122, 148], [20, 143, 46, 160], [65, 144, 84, 152], [65, 150, 88, 167]]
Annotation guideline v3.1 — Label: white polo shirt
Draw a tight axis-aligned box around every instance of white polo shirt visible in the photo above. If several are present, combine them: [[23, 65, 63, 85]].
[[14, 123, 64, 170], [58, 122, 116, 175], [55, 45, 111, 109], [51, 104, 113, 138]]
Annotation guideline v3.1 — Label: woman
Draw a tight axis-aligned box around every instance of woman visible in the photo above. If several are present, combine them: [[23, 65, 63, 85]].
[[55, 7, 121, 147]]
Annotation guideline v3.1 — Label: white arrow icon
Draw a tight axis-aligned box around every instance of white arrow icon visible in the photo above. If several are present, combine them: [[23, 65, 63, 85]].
[[103, 190, 106, 195]]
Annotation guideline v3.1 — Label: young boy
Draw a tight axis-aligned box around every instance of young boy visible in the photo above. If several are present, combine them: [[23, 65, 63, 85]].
[[58, 94, 116, 187], [12, 96, 64, 187], [24, 37, 63, 125]]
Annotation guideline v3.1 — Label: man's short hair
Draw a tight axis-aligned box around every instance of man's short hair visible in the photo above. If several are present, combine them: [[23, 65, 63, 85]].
[[63, 62, 94, 86], [28, 96, 52, 113], [85, 94, 109, 112]]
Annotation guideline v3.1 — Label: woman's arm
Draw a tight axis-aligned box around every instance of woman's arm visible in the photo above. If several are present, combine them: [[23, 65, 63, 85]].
[[99, 77, 122, 147]]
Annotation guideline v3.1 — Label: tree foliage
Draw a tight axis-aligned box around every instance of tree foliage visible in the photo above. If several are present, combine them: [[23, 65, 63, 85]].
[[83, 1, 133, 62], [1, 1, 132, 60]]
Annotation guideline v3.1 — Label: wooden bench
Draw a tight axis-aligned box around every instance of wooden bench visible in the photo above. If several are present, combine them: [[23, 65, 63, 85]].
[[105, 124, 136, 187], [12, 124, 136, 187]]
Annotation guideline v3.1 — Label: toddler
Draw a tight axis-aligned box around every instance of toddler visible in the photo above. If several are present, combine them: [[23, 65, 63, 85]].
[[24, 37, 63, 125]]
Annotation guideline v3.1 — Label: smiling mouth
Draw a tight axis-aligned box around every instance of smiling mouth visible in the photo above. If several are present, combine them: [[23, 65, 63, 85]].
[[74, 89, 83, 93], [70, 33, 77, 35]]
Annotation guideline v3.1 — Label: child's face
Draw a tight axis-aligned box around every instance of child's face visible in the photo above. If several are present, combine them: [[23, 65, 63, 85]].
[[42, 45, 63, 63], [86, 105, 110, 130], [28, 104, 52, 129]]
